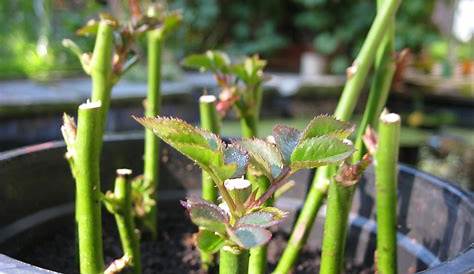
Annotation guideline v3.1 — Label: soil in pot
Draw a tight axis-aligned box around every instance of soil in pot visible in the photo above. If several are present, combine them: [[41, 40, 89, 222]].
[[15, 204, 372, 274]]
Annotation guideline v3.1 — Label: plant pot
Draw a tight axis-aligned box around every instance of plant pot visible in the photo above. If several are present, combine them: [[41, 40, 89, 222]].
[[0, 134, 473, 273]]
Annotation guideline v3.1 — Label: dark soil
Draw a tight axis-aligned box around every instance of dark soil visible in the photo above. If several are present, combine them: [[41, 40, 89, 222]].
[[17, 208, 372, 274]]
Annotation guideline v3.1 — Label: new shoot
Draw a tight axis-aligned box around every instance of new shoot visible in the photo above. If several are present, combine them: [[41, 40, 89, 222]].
[[103, 169, 142, 274], [135, 115, 356, 274]]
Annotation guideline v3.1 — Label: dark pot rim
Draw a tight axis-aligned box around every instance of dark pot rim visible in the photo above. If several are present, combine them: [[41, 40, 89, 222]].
[[2, 133, 472, 204], [0, 134, 473, 274]]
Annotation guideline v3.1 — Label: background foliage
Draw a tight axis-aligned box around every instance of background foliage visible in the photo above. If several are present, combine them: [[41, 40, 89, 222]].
[[0, 0, 441, 79]]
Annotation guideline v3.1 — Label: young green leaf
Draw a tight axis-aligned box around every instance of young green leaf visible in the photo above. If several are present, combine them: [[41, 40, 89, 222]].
[[134, 116, 216, 148], [76, 19, 99, 36], [134, 116, 237, 180], [196, 229, 226, 254], [182, 50, 230, 73], [62, 39, 91, 74], [239, 139, 284, 180], [290, 136, 354, 171], [272, 125, 301, 164], [230, 55, 267, 86], [182, 54, 213, 71], [300, 115, 354, 142], [229, 225, 272, 249], [224, 144, 249, 178], [181, 198, 229, 234], [205, 50, 231, 72], [159, 11, 182, 37], [237, 207, 288, 228]]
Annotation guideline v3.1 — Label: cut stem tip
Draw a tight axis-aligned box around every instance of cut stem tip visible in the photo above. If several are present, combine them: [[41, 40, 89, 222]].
[[380, 112, 400, 124], [79, 100, 102, 109], [199, 95, 217, 103], [116, 168, 133, 176]]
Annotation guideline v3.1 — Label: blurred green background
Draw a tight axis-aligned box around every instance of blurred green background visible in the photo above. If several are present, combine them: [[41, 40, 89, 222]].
[[0, 0, 451, 80]]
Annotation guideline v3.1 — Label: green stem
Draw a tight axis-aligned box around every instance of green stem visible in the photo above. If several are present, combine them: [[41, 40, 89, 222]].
[[319, 182, 354, 274], [254, 86, 264, 122], [219, 246, 249, 274], [249, 176, 272, 274], [320, 1, 399, 273], [276, 1, 400, 273], [75, 101, 104, 274], [273, 168, 330, 274], [239, 85, 263, 138], [200, 95, 221, 202], [143, 29, 163, 237], [354, 6, 396, 161], [333, 0, 400, 121], [375, 112, 400, 274], [90, 20, 114, 148], [240, 88, 264, 273], [113, 169, 142, 274], [199, 95, 221, 271], [240, 112, 258, 138]]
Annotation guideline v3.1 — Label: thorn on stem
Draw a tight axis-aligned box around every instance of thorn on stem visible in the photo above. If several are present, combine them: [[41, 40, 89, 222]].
[[346, 62, 358, 79], [362, 126, 378, 155], [335, 154, 373, 187]]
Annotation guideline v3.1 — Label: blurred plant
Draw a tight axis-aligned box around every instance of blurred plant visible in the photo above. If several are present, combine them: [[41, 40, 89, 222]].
[[293, 0, 440, 74], [0, 0, 102, 80], [183, 51, 268, 137], [167, 0, 288, 56], [135, 115, 355, 274], [419, 135, 474, 191]]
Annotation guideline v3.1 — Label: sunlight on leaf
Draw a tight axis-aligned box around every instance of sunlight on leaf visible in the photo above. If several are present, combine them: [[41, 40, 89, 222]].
[[239, 138, 284, 180], [300, 115, 354, 142], [181, 197, 229, 234], [229, 225, 272, 249], [237, 207, 288, 228], [272, 125, 301, 164], [196, 229, 226, 254], [291, 136, 354, 171], [224, 144, 249, 178]]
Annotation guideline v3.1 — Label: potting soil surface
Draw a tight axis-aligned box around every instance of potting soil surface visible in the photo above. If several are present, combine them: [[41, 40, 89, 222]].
[[17, 208, 372, 274]]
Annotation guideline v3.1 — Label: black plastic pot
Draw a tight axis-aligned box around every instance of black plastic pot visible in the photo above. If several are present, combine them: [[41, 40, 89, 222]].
[[0, 135, 473, 273]]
